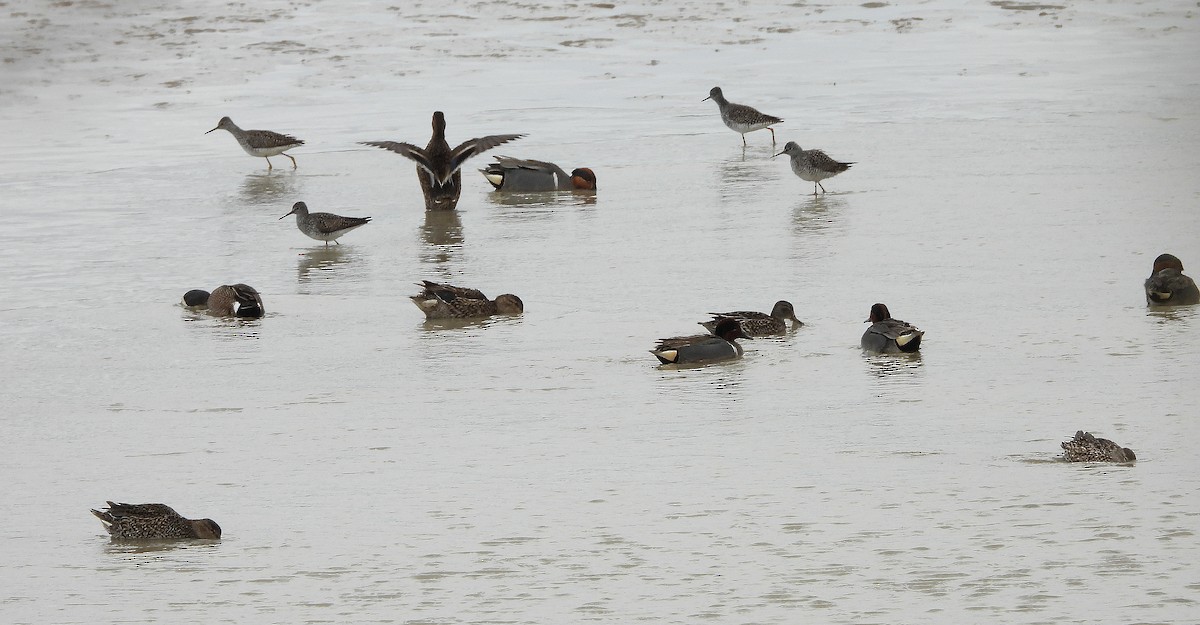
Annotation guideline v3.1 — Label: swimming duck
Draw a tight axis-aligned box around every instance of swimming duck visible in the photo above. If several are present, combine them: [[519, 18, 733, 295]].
[[91, 501, 222, 540], [651, 317, 752, 365], [700, 300, 803, 337], [182, 284, 264, 318], [279, 201, 371, 246], [861, 303, 923, 353], [480, 157, 597, 192], [205, 116, 304, 169], [1144, 253, 1199, 306], [1060, 431, 1136, 463], [703, 87, 784, 146], [361, 112, 524, 211], [775, 141, 854, 195], [410, 280, 524, 319]]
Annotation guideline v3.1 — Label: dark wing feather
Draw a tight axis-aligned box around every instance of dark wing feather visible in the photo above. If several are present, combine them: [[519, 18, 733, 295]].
[[245, 129, 303, 148], [106, 502, 182, 519], [448, 134, 525, 178]]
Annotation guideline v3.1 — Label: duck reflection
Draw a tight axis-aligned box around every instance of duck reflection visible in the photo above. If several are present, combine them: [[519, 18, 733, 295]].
[[239, 171, 297, 205], [419, 210, 464, 266], [297, 246, 356, 283], [864, 351, 924, 379], [485, 190, 598, 210]]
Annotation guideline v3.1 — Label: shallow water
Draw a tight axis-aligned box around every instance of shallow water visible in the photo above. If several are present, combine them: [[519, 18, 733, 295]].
[[2, 0, 1199, 623]]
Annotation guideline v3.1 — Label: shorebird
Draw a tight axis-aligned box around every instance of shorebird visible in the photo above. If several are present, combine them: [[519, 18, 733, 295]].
[[651, 317, 752, 365], [703, 86, 784, 146], [775, 141, 854, 195], [410, 280, 524, 319], [183, 284, 265, 318], [700, 300, 803, 337], [1061, 431, 1136, 463], [279, 201, 371, 246], [481, 157, 597, 192], [861, 303, 923, 354], [91, 502, 222, 540], [1144, 253, 1200, 306], [361, 112, 523, 210], [205, 116, 304, 169]]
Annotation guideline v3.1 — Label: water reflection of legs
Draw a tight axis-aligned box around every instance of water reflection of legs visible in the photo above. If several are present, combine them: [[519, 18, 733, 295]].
[[297, 246, 351, 282], [420, 209, 464, 267], [239, 170, 297, 205]]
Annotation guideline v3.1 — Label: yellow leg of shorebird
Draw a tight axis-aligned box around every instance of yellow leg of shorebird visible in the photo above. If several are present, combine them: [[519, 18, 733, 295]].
[[742, 134, 747, 147], [769, 127, 776, 144], [817, 182, 827, 195], [265, 157, 274, 170], [285, 153, 297, 168]]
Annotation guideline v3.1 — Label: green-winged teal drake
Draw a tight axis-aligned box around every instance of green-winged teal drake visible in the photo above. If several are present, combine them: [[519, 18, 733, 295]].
[[861, 303, 923, 354], [1061, 431, 1136, 463], [481, 157, 597, 192], [183, 284, 264, 318], [775, 141, 853, 195], [91, 502, 222, 540], [1144, 253, 1199, 306], [700, 300, 803, 337], [280, 201, 371, 246], [411, 280, 524, 319], [361, 112, 524, 211], [703, 87, 784, 146], [651, 317, 751, 365], [206, 116, 304, 169]]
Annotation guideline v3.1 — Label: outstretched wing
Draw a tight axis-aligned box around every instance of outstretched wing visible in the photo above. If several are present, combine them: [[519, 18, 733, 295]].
[[448, 134, 525, 180]]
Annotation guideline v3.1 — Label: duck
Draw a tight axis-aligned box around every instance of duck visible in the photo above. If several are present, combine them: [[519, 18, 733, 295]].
[[1061, 431, 1136, 463], [703, 87, 784, 146], [279, 201, 371, 246], [410, 280, 524, 319], [182, 284, 264, 318], [651, 317, 752, 365], [1144, 253, 1200, 306], [861, 303, 923, 353], [205, 116, 304, 169], [774, 141, 854, 195], [361, 112, 524, 211], [700, 300, 803, 337], [480, 157, 597, 192], [91, 501, 221, 540]]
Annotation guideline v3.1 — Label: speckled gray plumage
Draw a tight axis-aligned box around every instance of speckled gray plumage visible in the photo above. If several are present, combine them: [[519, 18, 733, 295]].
[[775, 141, 853, 195], [281, 202, 371, 245], [704, 87, 783, 146], [206, 116, 303, 169]]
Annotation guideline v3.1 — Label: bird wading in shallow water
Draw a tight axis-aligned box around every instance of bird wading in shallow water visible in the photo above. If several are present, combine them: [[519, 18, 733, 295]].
[[480, 157, 597, 192], [205, 116, 304, 169], [280, 201, 371, 246], [361, 112, 523, 211], [775, 141, 853, 195], [1144, 253, 1199, 306], [91, 502, 221, 540], [703, 86, 784, 146], [861, 303, 923, 354]]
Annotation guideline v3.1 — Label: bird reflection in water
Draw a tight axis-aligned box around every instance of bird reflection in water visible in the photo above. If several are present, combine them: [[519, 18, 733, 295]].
[[239, 171, 297, 205], [792, 194, 846, 237], [864, 351, 924, 379], [297, 247, 356, 283], [420, 210, 464, 266]]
